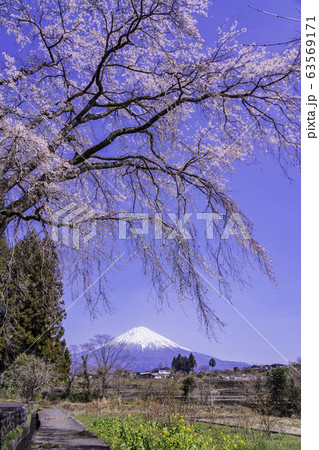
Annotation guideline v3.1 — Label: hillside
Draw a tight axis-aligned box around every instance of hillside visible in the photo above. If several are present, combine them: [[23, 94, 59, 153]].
[[87, 326, 249, 372]]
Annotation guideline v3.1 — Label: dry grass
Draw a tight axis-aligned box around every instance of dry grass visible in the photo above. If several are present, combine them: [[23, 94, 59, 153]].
[[44, 396, 300, 437], [37, 376, 300, 437], [195, 404, 301, 436]]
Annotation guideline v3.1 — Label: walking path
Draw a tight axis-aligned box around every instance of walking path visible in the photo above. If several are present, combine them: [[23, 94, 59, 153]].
[[30, 408, 109, 449]]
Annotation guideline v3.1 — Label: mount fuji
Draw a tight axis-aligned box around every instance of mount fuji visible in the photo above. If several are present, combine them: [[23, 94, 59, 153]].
[[99, 326, 249, 372], [112, 326, 191, 352]]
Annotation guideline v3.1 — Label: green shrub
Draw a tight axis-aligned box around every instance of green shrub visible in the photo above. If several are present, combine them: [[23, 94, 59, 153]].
[[181, 375, 196, 399], [267, 367, 301, 417]]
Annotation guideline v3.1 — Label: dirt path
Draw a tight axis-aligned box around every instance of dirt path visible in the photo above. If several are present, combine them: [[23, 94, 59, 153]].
[[30, 408, 109, 449]]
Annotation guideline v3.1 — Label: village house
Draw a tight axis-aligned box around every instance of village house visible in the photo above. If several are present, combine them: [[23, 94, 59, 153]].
[[136, 368, 171, 379]]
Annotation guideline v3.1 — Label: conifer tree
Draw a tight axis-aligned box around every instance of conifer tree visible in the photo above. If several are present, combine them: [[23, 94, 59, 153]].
[[188, 353, 197, 372], [0, 231, 70, 379], [171, 357, 177, 371], [172, 353, 197, 373], [0, 237, 19, 367]]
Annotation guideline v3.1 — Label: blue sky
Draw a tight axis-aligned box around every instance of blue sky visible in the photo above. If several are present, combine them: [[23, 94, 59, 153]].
[[62, 0, 301, 365]]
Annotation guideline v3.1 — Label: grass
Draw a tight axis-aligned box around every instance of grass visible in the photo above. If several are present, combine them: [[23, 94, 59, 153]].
[[195, 422, 301, 450], [2, 407, 35, 449], [75, 414, 301, 449], [2, 426, 23, 449]]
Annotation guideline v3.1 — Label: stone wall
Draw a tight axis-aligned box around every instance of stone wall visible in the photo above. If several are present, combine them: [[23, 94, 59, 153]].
[[0, 402, 29, 445]]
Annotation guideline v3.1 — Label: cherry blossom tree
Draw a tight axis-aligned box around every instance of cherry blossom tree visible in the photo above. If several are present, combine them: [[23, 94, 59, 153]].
[[0, 0, 300, 334]]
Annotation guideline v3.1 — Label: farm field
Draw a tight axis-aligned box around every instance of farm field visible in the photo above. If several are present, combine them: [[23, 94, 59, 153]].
[[55, 372, 300, 436], [0, 366, 301, 447], [75, 413, 301, 450]]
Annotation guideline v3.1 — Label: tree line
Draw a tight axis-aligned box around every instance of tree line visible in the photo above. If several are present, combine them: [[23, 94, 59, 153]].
[[171, 353, 197, 373]]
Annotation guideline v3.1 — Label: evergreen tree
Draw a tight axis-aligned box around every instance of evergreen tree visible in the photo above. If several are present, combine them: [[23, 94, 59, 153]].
[[187, 353, 197, 373], [0, 231, 70, 380], [181, 375, 196, 399], [266, 366, 300, 417], [0, 238, 9, 363], [172, 353, 197, 373], [81, 354, 91, 401], [176, 354, 183, 371], [0, 236, 20, 367], [209, 358, 216, 369], [0, 238, 9, 273], [171, 357, 177, 371]]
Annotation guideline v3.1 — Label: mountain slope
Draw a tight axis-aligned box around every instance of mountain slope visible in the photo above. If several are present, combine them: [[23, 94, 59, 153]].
[[111, 326, 191, 351], [88, 326, 249, 372]]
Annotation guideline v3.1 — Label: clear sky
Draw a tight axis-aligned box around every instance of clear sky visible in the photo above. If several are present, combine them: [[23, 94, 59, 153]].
[[63, 0, 301, 365]]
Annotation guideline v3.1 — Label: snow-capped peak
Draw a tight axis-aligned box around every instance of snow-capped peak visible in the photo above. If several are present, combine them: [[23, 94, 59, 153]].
[[112, 326, 191, 351]]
